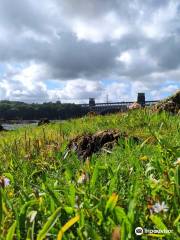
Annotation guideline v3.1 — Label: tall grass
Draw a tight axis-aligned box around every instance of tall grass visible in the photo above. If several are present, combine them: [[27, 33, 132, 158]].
[[0, 109, 179, 239]]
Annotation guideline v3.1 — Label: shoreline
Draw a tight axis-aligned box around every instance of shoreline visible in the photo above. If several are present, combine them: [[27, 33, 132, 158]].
[[0, 120, 38, 124]]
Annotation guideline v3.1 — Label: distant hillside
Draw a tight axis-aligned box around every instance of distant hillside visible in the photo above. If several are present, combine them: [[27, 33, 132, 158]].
[[0, 100, 85, 120]]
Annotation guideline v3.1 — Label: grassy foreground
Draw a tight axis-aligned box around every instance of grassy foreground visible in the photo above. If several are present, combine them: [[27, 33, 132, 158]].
[[0, 110, 179, 239]]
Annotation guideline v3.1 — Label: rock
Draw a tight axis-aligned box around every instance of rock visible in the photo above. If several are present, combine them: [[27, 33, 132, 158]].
[[68, 129, 140, 160], [152, 90, 180, 114], [38, 118, 50, 126], [0, 125, 7, 132]]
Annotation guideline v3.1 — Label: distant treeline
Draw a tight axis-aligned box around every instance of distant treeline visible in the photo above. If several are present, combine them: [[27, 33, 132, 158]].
[[0, 101, 87, 120]]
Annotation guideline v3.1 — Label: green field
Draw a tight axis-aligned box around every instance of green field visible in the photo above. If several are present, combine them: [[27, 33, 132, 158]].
[[0, 110, 179, 239]]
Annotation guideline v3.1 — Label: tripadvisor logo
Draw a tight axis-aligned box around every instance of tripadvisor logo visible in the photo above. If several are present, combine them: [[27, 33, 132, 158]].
[[135, 227, 173, 236], [135, 227, 143, 235]]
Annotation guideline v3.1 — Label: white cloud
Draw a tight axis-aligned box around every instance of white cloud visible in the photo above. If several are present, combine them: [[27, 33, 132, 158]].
[[117, 51, 132, 65], [48, 79, 103, 103], [141, 1, 179, 39], [0, 63, 49, 102], [71, 11, 128, 43], [150, 84, 179, 99], [12, 63, 48, 90], [0, 0, 180, 103]]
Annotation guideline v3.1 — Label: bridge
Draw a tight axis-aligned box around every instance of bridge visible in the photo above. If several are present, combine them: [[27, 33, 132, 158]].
[[78, 93, 159, 114]]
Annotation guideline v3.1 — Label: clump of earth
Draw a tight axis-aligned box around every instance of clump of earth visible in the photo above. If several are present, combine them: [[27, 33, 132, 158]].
[[67, 129, 140, 159], [152, 90, 180, 114]]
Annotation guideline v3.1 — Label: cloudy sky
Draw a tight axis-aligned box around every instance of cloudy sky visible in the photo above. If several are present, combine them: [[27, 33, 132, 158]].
[[0, 0, 180, 103]]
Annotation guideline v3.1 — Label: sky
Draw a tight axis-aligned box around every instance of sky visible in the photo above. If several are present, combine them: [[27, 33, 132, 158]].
[[0, 0, 180, 103]]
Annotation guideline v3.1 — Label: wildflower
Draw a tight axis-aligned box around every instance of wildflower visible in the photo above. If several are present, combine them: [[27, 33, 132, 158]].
[[0, 176, 10, 188], [174, 157, 180, 166], [152, 201, 168, 213], [140, 156, 148, 161], [8, 191, 14, 197], [77, 172, 89, 184], [105, 193, 119, 214], [4, 177, 10, 187]]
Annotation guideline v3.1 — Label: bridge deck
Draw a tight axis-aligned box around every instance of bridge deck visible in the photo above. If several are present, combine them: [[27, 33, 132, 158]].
[[78, 100, 159, 108]]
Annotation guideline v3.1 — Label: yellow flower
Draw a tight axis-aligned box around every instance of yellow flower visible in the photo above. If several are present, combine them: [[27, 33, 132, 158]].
[[140, 156, 148, 161], [38, 196, 43, 204], [8, 191, 14, 197], [105, 193, 118, 213]]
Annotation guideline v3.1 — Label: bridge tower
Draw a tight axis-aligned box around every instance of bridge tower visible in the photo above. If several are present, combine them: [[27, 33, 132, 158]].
[[89, 98, 95, 107], [137, 93, 145, 107]]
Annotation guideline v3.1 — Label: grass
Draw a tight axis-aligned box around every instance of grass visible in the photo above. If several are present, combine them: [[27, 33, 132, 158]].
[[0, 109, 179, 239]]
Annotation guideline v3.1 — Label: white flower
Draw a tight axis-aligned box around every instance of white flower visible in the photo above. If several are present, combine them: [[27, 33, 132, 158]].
[[0, 176, 10, 188], [152, 201, 169, 213], [4, 177, 10, 187], [174, 158, 180, 166]]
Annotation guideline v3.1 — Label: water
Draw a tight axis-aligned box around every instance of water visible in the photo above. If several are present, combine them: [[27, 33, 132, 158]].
[[1, 120, 62, 130], [2, 122, 37, 130]]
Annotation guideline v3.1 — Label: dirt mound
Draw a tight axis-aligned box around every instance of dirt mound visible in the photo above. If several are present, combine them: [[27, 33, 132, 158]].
[[68, 129, 140, 159], [152, 90, 180, 114]]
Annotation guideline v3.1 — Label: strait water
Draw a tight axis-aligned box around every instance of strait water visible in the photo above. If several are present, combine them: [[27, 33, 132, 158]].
[[2, 122, 38, 130]]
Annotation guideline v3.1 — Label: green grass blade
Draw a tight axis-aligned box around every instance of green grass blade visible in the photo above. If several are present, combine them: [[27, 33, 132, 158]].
[[150, 215, 167, 230], [37, 207, 61, 240], [0, 189, 2, 226], [6, 220, 17, 240], [90, 161, 99, 191]]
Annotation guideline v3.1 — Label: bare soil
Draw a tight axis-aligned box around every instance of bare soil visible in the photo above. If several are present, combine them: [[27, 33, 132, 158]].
[[68, 129, 140, 159]]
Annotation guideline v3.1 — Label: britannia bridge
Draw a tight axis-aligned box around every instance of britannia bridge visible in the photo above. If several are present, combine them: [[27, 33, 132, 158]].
[[78, 93, 159, 115]]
